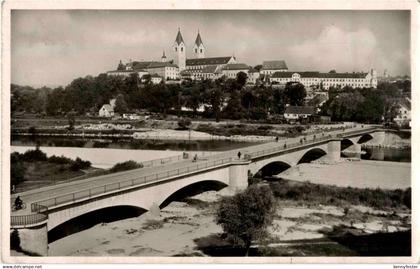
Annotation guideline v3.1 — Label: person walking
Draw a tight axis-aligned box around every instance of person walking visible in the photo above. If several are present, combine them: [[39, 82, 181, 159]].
[[237, 151, 242, 159]]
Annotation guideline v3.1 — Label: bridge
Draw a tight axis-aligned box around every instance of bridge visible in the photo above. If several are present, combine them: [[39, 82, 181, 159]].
[[9, 125, 392, 255]]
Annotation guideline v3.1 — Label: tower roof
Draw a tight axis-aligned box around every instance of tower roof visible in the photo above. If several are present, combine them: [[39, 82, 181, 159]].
[[175, 28, 184, 45], [195, 31, 204, 47]]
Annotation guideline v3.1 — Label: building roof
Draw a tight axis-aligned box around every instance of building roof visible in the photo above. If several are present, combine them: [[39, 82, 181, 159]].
[[202, 65, 218, 74], [394, 97, 411, 110], [318, 72, 368, 79], [101, 104, 114, 112], [132, 61, 153, 70], [150, 74, 162, 78], [307, 94, 328, 107], [147, 62, 178, 69], [249, 67, 259, 73], [262, 60, 288, 70], [174, 28, 184, 45], [271, 71, 369, 79], [222, 63, 249, 70], [195, 32, 204, 47], [107, 70, 135, 73], [284, 106, 315, 115], [186, 56, 234, 66]]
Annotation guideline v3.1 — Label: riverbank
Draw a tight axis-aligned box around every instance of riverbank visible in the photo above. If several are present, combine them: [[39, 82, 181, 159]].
[[48, 184, 411, 256], [12, 117, 360, 142], [277, 159, 410, 190]]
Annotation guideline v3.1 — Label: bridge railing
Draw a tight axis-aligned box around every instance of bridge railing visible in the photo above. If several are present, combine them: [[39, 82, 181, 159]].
[[335, 127, 378, 138], [11, 204, 48, 227], [247, 134, 333, 159], [31, 156, 234, 210], [246, 127, 378, 159]]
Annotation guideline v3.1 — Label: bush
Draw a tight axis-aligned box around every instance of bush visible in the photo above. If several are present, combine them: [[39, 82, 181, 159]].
[[48, 155, 73, 164], [10, 229, 21, 251], [177, 118, 192, 130], [21, 148, 48, 162], [11, 159, 26, 186], [28, 126, 37, 135], [110, 160, 143, 173], [70, 157, 91, 171]]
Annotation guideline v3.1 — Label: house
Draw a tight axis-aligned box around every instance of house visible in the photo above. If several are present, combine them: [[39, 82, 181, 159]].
[[150, 74, 163, 84], [393, 98, 411, 127], [99, 104, 114, 118], [284, 106, 315, 122]]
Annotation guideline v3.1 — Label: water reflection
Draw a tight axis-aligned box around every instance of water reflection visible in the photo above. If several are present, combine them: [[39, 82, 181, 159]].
[[11, 135, 259, 152], [362, 147, 411, 162]]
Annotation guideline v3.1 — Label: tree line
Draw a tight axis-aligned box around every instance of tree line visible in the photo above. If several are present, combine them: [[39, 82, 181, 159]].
[[319, 81, 411, 124], [11, 72, 410, 124], [11, 72, 306, 121]]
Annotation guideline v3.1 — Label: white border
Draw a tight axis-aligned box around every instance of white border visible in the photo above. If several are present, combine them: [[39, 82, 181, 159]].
[[1, 0, 419, 264]]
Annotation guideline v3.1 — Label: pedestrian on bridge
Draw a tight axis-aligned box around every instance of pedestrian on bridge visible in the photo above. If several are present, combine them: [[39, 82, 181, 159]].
[[275, 136, 279, 142], [237, 151, 242, 159]]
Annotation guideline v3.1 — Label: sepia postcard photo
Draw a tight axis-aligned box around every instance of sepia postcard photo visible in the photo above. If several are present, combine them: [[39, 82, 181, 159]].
[[1, 0, 418, 264]]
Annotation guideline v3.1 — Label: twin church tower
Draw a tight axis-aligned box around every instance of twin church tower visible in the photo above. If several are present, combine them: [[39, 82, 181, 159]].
[[172, 28, 205, 71]]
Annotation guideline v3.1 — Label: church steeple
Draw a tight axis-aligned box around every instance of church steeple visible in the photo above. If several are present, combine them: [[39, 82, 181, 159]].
[[117, 60, 125, 71], [161, 50, 167, 62], [174, 27, 184, 46], [193, 29, 205, 59], [173, 27, 186, 71]]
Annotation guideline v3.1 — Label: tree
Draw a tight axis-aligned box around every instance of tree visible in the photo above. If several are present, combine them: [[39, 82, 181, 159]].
[[11, 153, 26, 187], [67, 112, 76, 131], [223, 90, 245, 120], [203, 84, 224, 122], [284, 82, 306, 106], [114, 94, 129, 113], [236, 71, 248, 88], [253, 65, 262, 72], [216, 185, 276, 256]]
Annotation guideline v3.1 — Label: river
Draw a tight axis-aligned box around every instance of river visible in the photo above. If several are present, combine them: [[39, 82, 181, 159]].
[[11, 136, 259, 169]]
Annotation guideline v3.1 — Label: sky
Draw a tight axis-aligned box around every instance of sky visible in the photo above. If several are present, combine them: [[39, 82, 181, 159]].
[[11, 10, 410, 87]]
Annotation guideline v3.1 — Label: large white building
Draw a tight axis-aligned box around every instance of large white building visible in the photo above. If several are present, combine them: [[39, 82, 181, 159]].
[[270, 70, 378, 89]]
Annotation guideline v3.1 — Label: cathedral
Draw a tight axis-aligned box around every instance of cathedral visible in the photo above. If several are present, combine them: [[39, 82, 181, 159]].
[[108, 28, 238, 81], [173, 28, 237, 80]]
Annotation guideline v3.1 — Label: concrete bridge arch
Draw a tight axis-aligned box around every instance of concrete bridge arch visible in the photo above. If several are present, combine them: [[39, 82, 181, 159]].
[[46, 167, 233, 232], [248, 144, 330, 177]]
